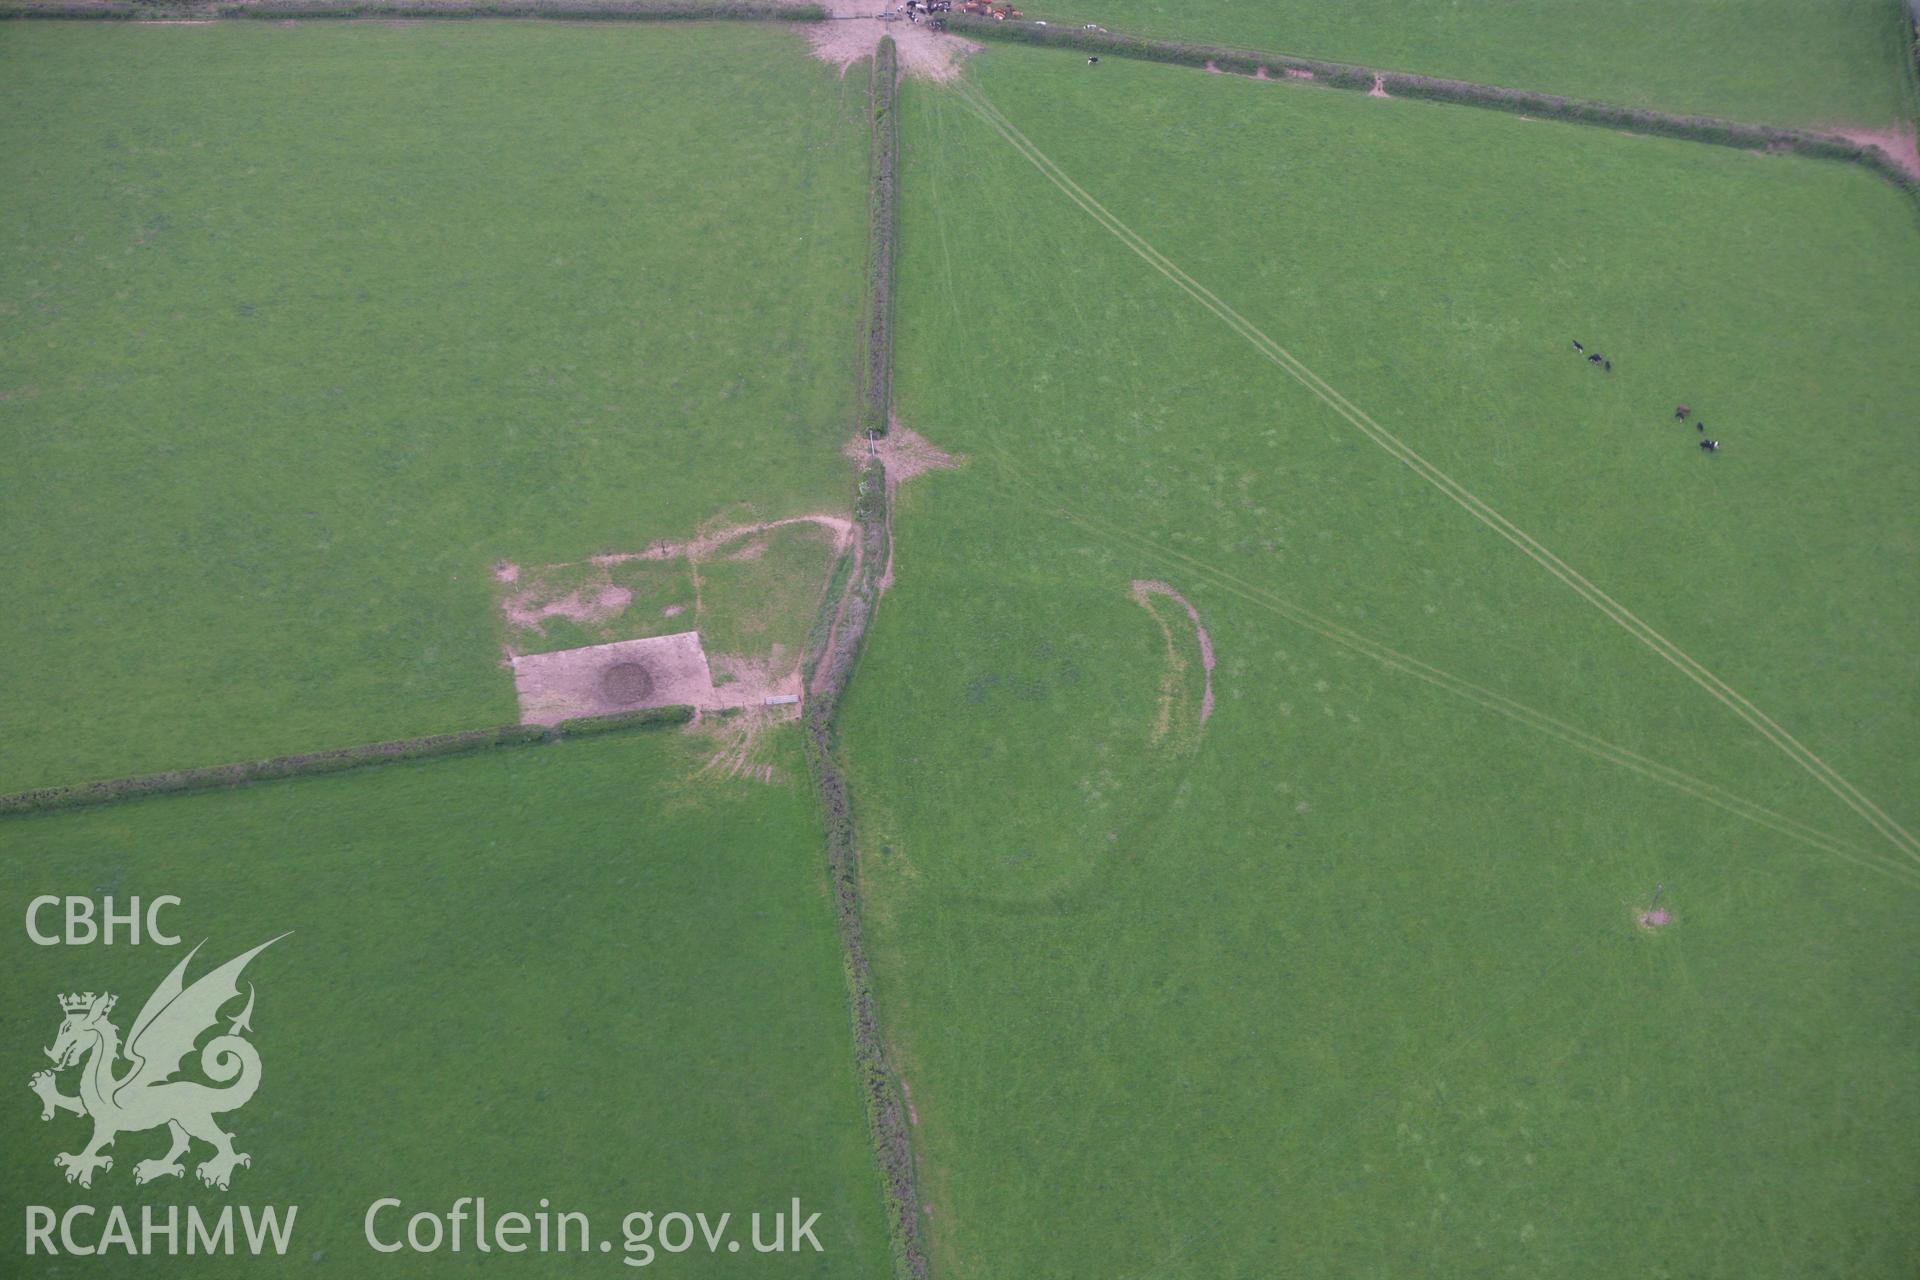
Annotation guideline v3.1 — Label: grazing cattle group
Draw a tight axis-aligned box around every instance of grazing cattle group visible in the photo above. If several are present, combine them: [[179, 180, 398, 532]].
[[1570, 341, 1726, 456]]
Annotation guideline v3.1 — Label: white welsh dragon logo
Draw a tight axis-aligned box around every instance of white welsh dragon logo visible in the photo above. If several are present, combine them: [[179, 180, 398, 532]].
[[29, 935, 287, 1191]]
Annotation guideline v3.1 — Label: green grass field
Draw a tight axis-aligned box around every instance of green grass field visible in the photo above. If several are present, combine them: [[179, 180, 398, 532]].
[[1, 727, 892, 1276], [0, 21, 869, 793], [838, 46, 1920, 1276], [4, 15, 1917, 1280], [500, 519, 841, 673], [1019, 0, 1917, 127]]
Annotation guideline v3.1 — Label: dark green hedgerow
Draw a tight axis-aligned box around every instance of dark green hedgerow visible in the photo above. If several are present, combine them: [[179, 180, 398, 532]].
[[861, 36, 900, 438], [801, 42, 921, 1276], [803, 454, 919, 1280], [948, 17, 1372, 88], [554, 703, 696, 736], [950, 18, 1920, 201], [0, 725, 549, 816], [0, 707, 694, 817], [1903, 7, 1920, 136], [801, 544, 858, 691], [0, 1, 824, 20]]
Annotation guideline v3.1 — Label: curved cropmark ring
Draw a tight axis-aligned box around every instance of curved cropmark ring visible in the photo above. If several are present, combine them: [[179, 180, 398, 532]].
[[948, 78, 1916, 864]]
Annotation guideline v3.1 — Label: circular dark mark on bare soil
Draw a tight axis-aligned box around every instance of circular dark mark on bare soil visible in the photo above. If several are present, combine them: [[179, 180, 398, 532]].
[[599, 662, 655, 706]]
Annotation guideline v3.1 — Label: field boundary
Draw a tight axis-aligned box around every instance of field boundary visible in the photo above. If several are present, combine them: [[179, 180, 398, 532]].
[[1902, 2, 1920, 134], [948, 18, 1920, 201], [0, 705, 693, 818], [861, 32, 901, 437], [0, 1, 823, 21], [802, 35, 929, 1280]]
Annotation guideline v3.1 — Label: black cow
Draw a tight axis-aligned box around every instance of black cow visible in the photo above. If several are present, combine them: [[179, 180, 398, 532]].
[[1699, 439, 1720, 452]]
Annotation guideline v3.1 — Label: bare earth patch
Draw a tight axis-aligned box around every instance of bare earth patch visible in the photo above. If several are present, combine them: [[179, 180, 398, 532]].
[[709, 651, 805, 710], [1637, 906, 1674, 931], [845, 418, 963, 499], [498, 514, 847, 752], [806, 0, 977, 83], [696, 654, 807, 784], [509, 632, 808, 727], [502, 584, 632, 630], [589, 514, 853, 567], [1827, 124, 1920, 181], [499, 515, 850, 643], [698, 702, 802, 785], [1368, 74, 1390, 99], [511, 632, 717, 726]]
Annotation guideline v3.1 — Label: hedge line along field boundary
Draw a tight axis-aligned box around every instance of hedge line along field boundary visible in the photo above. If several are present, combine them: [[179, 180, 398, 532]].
[[804, 457, 922, 1280], [0, 1, 824, 21], [802, 37, 928, 1280], [0, 705, 694, 818], [949, 17, 1920, 202], [861, 36, 901, 438], [1901, 3, 1920, 135]]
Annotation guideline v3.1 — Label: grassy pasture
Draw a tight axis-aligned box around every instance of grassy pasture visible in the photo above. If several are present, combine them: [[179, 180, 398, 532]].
[[501, 520, 841, 677], [0, 21, 869, 793], [1019, 0, 1917, 127], [0, 727, 891, 1277], [697, 521, 843, 662], [839, 49, 1920, 1277]]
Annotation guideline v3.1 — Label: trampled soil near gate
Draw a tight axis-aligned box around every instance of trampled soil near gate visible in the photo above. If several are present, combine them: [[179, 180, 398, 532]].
[[805, 0, 976, 82], [1827, 124, 1920, 181]]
